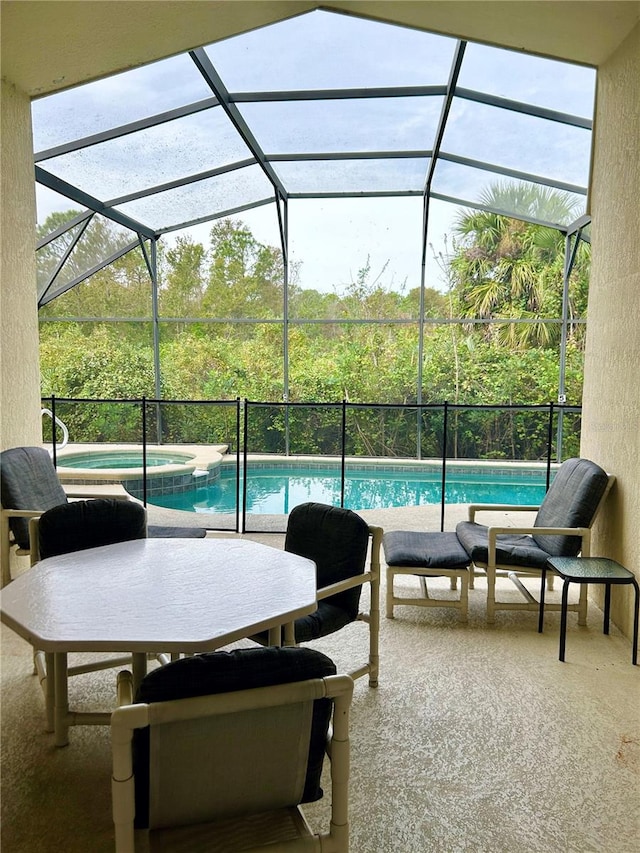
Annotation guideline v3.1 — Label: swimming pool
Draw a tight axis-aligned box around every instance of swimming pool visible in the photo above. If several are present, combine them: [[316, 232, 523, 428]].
[[148, 463, 550, 515]]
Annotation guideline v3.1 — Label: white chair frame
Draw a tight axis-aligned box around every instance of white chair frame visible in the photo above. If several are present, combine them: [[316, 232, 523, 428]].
[[112, 669, 353, 853], [282, 524, 383, 688], [386, 563, 470, 622], [468, 474, 615, 623]]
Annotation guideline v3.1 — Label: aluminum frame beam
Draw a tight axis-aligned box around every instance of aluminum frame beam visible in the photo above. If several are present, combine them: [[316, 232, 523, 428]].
[[36, 166, 156, 239], [189, 47, 288, 200]]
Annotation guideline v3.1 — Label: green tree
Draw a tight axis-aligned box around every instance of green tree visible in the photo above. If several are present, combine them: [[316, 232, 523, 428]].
[[450, 182, 589, 348], [159, 236, 206, 320], [203, 219, 286, 319]]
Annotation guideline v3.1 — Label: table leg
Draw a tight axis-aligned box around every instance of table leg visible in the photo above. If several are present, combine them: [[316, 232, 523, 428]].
[[268, 626, 282, 646], [45, 652, 55, 732], [132, 652, 147, 696], [54, 652, 69, 747], [559, 580, 570, 662], [283, 621, 296, 646]]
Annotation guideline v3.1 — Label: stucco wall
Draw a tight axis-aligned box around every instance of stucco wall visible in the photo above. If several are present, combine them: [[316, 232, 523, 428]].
[[581, 23, 640, 639], [0, 79, 42, 450]]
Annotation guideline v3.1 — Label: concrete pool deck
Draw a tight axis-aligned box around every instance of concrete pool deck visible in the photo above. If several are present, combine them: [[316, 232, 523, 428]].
[[145, 497, 537, 538]]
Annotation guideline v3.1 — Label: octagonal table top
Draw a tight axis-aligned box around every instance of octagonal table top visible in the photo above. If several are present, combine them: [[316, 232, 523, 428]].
[[1, 538, 316, 654]]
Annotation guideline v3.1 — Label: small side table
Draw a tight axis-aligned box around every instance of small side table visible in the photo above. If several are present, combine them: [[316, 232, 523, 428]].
[[539, 556, 639, 665]]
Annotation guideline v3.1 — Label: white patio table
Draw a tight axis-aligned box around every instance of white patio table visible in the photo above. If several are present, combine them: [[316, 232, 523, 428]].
[[0, 537, 316, 746]]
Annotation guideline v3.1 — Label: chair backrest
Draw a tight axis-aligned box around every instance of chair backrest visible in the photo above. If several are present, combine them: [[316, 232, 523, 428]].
[[127, 646, 341, 830], [37, 498, 147, 560], [0, 446, 68, 549], [533, 457, 611, 556], [285, 502, 370, 620]]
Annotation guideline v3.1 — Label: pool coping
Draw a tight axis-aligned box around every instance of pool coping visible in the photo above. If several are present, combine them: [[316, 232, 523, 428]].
[[51, 445, 558, 482], [53, 443, 229, 481], [227, 454, 558, 479]]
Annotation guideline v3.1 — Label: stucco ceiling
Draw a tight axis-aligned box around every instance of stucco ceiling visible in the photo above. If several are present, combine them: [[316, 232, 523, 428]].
[[2, 1, 639, 99]]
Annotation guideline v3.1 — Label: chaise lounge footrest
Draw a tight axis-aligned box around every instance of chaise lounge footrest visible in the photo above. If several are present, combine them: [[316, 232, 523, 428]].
[[383, 531, 470, 621]]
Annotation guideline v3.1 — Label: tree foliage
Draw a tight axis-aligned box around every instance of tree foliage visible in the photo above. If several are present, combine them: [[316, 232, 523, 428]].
[[38, 187, 589, 460]]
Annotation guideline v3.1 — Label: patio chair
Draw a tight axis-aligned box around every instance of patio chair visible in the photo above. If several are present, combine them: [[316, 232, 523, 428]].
[[455, 457, 614, 623], [252, 502, 382, 687], [0, 446, 206, 586], [111, 646, 353, 853], [27, 497, 149, 731]]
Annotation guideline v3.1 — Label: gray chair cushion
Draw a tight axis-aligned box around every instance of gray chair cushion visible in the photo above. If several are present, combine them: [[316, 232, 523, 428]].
[[533, 457, 609, 555], [455, 458, 609, 567], [134, 647, 337, 825], [455, 522, 551, 569], [294, 601, 355, 642], [286, 502, 370, 626], [252, 503, 370, 646], [38, 498, 147, 559], [0, 446, 68, 549], [383, 531, 469, 568]]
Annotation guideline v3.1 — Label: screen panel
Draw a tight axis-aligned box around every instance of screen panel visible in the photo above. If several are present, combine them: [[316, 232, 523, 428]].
[[32, 53, 213, 152], [274, 158, 428, 194], [114, 165, 275, 232], [457, 42, 596, 118], [205, 10, 457, 91], [441, 98, 591, 188], [287, 197, 423, 302], [239, 96, 443, 154], [38, 107, 255, 201]]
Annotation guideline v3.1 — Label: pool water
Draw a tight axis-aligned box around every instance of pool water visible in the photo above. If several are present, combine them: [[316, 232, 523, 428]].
[[59, 451, 193, 469], [148, 465, 549, 515]]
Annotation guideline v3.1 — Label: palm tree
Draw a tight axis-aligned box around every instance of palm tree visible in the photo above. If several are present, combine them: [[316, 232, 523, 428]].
[[450, 182, 590, 348]]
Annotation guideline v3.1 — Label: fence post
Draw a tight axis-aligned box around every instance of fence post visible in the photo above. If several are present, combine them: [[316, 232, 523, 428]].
[[340, 400, 347, 508], [51, 395, 57, 467], [440, 401, 448, 531], [546, 401, 554, 490], [141, 397, 147, 506], [242, 399, 249, 533], [235, 397, 241, 534]]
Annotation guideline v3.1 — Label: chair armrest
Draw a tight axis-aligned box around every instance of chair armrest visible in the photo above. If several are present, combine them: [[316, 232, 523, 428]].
[[317, 573, 372, 601], [486, 526, 591, 567], [1, 509, 46, 584], [1, 508, 46, 520], [468, 504, 540, 522]]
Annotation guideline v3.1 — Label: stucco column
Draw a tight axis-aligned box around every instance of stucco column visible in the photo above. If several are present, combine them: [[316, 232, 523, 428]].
[[0, 79, 42, 451], [581, 23, 640, 640], [0, 80, 42, 583]]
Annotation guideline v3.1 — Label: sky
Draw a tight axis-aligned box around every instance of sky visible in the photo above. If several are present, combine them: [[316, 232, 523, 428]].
[[32, 9, 596, 297]]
